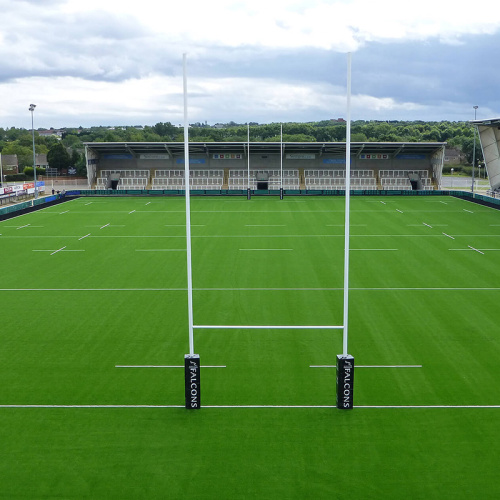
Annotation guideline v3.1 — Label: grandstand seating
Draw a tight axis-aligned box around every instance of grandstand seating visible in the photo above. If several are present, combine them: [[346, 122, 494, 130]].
[[379, 169, 431, 191], [304, 169, 377, 190], [152, 169, 224, 190], [97, 169, 150, 190], [380, 177, 412, 190], [228, 169, 299, 190], [94, 167, 433, 191]]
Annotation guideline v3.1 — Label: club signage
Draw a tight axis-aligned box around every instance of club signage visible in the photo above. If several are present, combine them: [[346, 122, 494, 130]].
[[359, 154, 389, 160], [184, 354, 201, 409], [336, 354, 354, 409], [213, 154, 242, 159], [286, 154, 315, 160]]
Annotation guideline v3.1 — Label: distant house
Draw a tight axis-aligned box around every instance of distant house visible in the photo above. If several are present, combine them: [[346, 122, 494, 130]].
[[0, 153, 19, 174], [38, 129, 63, 138], [35, 154, 49, 168], [444, 147, 465, 164]]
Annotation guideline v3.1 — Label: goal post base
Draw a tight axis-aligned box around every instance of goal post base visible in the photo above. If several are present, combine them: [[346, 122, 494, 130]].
[[247, 188, 251, 200], [184, 354, 201, 409], [336, 354, 354, 409]]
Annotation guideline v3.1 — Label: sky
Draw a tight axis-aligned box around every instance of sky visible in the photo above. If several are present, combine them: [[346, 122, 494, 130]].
[[1, 0, 500, 129]]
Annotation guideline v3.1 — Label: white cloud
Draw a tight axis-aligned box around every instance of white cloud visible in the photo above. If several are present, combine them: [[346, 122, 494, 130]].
[[54, 0, 500, 51], [0, 72, 431, 128], [1, 0, 499, 126]]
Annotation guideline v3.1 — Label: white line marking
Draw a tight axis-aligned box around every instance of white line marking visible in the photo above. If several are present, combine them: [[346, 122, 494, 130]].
[[129, 210, 136, 214], [351, 249, 398, 251], [1, 404, 500, 409], [50, 246, 66, 255], [85, 202, 92, 205], [239, 248, 293, 251], [145, 202, 151, 206], [396, 209, 404, 213], [468, 245, 485, 254], [439, 201, 448, 205], [100, 223, 110, 229], [310, 365, 422, 368], [356, 405, 500, 409], [135, 249, 186, 252], [463, 209, 474, 213], [59, 210, 69, 214], [245, 225, 286, 227], [115, 365, 226, 368], [443, 233, 455, 239], [326, 224, 366, 227], [33, 249, 85, 253], [4, 286, 500, 292], [78, 233, 91, 240], [423, 222, 433, 228], [164, 224, 205, 227], [381, 201, 386, 205], [16, 224, 30, 229], [194, 325, 344, 330], [10, 234, 498, 240]]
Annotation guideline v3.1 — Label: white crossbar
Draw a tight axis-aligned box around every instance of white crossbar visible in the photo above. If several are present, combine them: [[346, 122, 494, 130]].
[[194, 325, 343, 330]]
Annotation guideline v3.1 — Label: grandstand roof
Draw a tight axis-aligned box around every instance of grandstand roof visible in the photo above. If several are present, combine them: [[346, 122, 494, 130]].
[[84, 141, 446, 158], [471, 118, 500, 127]]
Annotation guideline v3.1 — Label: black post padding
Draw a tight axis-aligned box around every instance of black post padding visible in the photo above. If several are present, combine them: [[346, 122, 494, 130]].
[[280, 187, 284, 200], [247, 188, 251, 200], [336, 354, 354, 409], [184, 354, 201, 409]]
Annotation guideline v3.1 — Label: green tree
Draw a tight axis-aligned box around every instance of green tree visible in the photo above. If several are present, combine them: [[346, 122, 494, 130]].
[[47, 143, 71, 171], [1, 142, 33, 169]]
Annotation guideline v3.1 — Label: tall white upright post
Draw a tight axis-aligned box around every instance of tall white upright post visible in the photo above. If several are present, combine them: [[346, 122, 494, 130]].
[[343, 55, 351, 357], [337, 52, 354, 410], [182, 54, 201, 409]]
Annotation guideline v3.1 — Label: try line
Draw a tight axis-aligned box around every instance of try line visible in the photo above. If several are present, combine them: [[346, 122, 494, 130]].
[[1, 404, 499, 409]]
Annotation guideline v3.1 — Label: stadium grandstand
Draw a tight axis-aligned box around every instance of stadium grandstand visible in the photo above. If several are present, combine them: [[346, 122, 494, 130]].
[[84, 141, 446, 192], [472, 118, 500, 198]]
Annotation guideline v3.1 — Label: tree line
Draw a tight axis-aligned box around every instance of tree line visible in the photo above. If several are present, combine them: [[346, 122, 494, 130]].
[[0, 120, 483, 178]]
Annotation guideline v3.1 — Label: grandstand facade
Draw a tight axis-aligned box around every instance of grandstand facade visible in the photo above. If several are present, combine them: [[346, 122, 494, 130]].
[[472, 118, 500, 197], [84, 141, 446, 192]]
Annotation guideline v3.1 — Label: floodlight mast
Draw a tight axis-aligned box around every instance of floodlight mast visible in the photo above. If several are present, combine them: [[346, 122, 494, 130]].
[[247, 124, 251, 199], [472, 105, 478, 195], [29, 104, 37, 199], [280, 123, 283, 200]]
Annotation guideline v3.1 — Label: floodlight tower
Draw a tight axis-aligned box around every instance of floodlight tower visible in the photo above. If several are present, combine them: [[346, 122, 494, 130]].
[[472, 105, 478, 194], [29, 104, 38, 199]]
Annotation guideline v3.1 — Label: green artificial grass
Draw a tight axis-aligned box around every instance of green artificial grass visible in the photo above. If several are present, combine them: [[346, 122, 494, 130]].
[[1, 195, 499, 498]]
